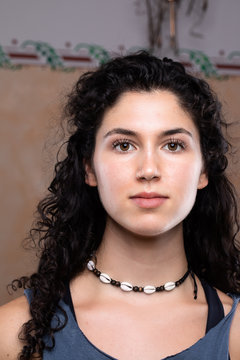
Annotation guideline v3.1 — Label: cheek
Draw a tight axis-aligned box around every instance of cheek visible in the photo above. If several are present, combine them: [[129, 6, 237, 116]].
[[93, 158, 132, 201], [166, 159, 202, 196]]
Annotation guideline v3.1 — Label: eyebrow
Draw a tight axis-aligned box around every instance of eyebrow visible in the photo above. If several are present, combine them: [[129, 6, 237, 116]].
[[103, 127, 193, 139]]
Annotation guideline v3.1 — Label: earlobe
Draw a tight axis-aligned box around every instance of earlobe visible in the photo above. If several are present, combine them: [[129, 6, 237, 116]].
[[84, 161, 98, 187], [198, 172, 208, 190]]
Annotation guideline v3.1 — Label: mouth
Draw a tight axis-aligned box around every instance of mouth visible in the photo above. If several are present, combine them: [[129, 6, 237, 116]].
[[130, 192, 168, 209]]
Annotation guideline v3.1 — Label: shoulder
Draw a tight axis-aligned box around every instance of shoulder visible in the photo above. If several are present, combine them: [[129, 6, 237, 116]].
[[229, 296, 240, 360], [0, 295, 31, 360], [217, 289, 240, 360], [216, 288, 235, 314]]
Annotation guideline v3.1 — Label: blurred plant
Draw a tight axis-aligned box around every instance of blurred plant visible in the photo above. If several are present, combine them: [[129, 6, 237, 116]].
[[186, 0, 208, 14], [186, 0, 208, 38], [134, 0, 208, 53], [135, 0, 170, 53], [74, 43, 110, 65]]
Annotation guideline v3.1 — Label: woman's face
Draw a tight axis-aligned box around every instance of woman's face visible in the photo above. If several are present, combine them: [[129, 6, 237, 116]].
[[85, 90, 208, 237]]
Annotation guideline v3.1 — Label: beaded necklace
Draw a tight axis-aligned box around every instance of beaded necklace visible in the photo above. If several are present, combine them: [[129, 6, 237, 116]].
[[87, 259, 198, 298]]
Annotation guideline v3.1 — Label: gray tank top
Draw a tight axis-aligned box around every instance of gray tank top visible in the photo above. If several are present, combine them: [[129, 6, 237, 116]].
[[24, 287, 240, 359]]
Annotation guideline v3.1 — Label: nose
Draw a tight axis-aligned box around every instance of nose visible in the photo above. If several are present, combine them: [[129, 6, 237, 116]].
[[136, 150, 160, 181]]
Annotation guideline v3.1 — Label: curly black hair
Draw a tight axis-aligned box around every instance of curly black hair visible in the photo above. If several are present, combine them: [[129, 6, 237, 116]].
[[12, 51, 240, 359]]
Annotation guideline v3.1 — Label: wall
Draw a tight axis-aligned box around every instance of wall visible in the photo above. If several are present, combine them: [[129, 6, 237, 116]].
[[0, 0, 240, 305], [0, 0, 240, 59], [0, 67, 82, 304], [0, 67, 240, 305]]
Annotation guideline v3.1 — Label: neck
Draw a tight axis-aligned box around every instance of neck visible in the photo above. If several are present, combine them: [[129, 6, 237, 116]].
[[94, 217, 188, 286]]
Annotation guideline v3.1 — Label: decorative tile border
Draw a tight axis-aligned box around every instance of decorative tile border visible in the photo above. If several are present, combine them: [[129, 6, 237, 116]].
[[0, 41, 105, 70], [1, 41, 240, 77], [178, 49, 240, 77]]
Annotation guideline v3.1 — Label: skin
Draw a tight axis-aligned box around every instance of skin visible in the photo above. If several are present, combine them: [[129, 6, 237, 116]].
[[0, 90, 239, 360], [85, 90, 208, 286]]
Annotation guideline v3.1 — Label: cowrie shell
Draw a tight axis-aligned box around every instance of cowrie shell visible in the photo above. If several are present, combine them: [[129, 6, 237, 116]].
[[100, 273, 111, 284], [87, 260, 95, 271], [164, 281, 176, 291], [120, 282, 133, 292], [144, 285, 156, 294]]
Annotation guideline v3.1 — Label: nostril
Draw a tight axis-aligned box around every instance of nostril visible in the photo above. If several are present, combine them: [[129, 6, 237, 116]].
[[136, 171, 160, 181]]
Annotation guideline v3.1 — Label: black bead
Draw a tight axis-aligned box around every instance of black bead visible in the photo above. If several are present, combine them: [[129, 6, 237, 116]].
[[88, 263, 191, 297]]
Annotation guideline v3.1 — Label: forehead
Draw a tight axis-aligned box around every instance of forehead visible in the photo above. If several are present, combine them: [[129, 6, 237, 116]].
[[97, 90, 199, 139]]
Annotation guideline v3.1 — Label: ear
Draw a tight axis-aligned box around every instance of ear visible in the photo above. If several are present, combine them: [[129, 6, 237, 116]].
[[197, 171, 208, 190], [84, 160, 98, 187]]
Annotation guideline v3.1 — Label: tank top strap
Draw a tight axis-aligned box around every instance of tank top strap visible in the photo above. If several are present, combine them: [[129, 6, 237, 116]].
[[200, 278, 225, 333], [165, 295, 240, 359], [63, 282, 77, 321], [24, 287, 33, 303]]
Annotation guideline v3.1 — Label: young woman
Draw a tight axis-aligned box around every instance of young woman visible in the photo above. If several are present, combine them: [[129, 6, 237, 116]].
[[0, 52, 240, 360]]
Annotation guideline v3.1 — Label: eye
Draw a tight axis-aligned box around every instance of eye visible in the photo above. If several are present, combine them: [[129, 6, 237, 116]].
[[112, 139, 135, 152], [163, 139, 185, 152]]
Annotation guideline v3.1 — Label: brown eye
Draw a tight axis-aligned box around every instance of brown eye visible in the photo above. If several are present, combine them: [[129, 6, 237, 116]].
[[119, 142, 130, 151], [112, 139, 135, 152], [163, 140, 185, 152], [168, 143, 178, 151]]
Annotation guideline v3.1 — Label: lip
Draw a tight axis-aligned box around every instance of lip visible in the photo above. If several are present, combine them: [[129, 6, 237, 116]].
[[131, 192, 166, 199], [130, 192, 168, 209]]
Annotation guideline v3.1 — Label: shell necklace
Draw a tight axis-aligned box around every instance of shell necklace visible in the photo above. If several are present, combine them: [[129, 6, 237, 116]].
[[87, 259, 196, 297]]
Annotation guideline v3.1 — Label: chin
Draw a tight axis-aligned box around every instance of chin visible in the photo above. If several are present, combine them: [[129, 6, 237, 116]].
[[108, 215, 182, 238], [126, 224, 170, 238], [124, 218, 184, 238]]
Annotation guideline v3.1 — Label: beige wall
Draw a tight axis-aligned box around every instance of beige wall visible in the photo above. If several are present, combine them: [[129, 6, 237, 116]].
[[0, 68, 240, 305], [0, 67, 83, 305]]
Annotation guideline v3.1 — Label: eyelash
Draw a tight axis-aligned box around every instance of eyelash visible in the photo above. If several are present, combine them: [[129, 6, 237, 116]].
[[112, 138, 186, 153], [112, 138, 136, 152], [163, 138, 186, 152]]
